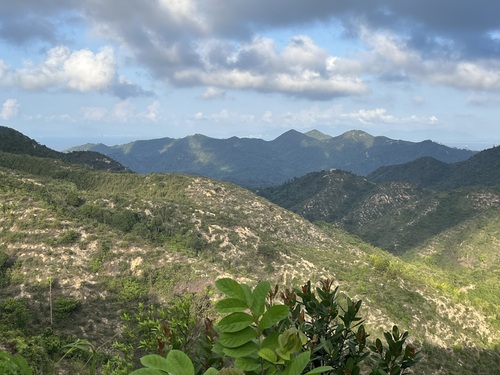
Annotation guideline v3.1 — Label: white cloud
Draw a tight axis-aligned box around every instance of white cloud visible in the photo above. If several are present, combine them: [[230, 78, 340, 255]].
[[82, 100, 162, 123], [0, 45, 116, 92], [82, 106, 108, 121], [341, 108, 438, 126], [63, 47, 115, 91], [174, 35, 368, 99], [0, 98, 19, 119], [200, 87, 226, 99], [429, 61, 500, 91], [144, 100, 161, 122]]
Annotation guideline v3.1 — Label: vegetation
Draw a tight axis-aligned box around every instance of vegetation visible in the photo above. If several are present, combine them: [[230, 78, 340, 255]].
[[131, 278, 421, 375], [66, 128, 474, 187], [0, 129, 499, 373]]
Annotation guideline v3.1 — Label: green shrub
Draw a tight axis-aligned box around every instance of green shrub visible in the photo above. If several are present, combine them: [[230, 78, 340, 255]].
[[53, 297, 80, 320], [0, 350, 33, 375], [131, 278, 422, 375]]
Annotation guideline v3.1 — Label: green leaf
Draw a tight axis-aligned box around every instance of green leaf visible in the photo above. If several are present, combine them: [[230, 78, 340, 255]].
[[284, 351, 310, 375], [277, 328, 307, 359], [241, 283, 254, 308], [251, 281, 270, 318], [219, 369, 246, 375], [223, 341, 259, 358], [140, 354, 170, 370], [219, 326, 257, 348], [202, 368, 219, 375], [217, 312, 254, 333], [234, 356, 262, 371], [216, 278, 247, 301], [261, 332, 280, 350], [166, 350, 195, 375], [259, 305, 289, 330], [129, 369, 165, 375], [258, 347, 278, 364], [304, 366, 334, 375], [216, 298, 248, 313]]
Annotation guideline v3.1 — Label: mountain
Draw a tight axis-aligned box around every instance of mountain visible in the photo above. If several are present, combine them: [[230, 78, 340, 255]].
[[67, 129, 475, 187], [368, 145, 500, 189], [0, 126, 129, 172], [1, 130, 499, 373], [259, 146, 500, 253]]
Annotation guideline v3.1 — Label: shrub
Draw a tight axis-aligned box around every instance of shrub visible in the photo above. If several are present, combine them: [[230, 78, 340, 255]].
[[53, 297, 80, 320], [130, 278, 422, 375]]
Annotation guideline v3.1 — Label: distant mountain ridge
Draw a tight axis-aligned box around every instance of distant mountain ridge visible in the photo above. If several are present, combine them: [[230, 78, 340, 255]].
[[368, 145, 500, 189], [67, 129, 475, 187], [0, 126, 129, 172]]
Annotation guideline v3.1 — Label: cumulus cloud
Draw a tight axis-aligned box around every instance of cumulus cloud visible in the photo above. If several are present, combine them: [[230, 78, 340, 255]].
[[0, 45, 150, 98], [0, 98, 19, 119], [2, 1, 500, 99], [0, 45, 115, 92], [174, 35, 368, 99]]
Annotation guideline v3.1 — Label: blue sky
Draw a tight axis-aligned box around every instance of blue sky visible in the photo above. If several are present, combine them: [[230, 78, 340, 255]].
[[1, 1, 500, 151]]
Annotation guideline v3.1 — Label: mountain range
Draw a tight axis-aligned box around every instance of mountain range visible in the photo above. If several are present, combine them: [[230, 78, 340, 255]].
[[67, 129, 475, 187], [0, 127, 499, 374]]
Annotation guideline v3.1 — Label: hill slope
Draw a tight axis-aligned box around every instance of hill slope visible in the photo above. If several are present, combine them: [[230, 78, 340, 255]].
[[0, 151, 498, 373], [259, 168, 500, 254], [0, 126, 129, 172], [67, 129, 474, 187], [368, 145, 500, 189]]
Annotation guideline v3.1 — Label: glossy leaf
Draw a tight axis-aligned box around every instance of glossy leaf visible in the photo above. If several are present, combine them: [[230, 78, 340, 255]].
[[259, 305, 289, 330], [258, 347, 278, 364], [251, 281, 270, 318], [165, 350, 194, 375], [129, 369, 165, 375], [139, 354, 169, 371], [219, 326, 257, 348], [234, 356, 261, 371], [216, 278, 247, 301], [223, 341, 259, 358], [284, 350, 310, 375], [217, 312, 254, 333], [216, 298, 248, 314]]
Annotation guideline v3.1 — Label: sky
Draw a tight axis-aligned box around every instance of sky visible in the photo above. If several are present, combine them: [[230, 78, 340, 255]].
[[1, 1, 500, 151]]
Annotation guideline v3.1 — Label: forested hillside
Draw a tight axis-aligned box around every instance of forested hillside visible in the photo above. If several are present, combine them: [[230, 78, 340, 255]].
[[67, 129, 474, 187]]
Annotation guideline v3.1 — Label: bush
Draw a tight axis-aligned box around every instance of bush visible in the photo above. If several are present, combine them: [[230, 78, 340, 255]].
[[53, 297, 80, 320], [0, 350, 33, 375], [131, 278, 422, 375]]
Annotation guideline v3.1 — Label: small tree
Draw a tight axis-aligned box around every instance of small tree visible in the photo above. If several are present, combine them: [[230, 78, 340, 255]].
[[130, 278, 421, 375]]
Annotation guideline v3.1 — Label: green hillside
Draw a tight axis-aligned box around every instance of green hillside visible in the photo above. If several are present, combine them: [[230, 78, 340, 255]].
[[0, 148, 499, 373], [368, 145, 500, 189], [67, 129, 475, 187], [0, 126, 129, 172]]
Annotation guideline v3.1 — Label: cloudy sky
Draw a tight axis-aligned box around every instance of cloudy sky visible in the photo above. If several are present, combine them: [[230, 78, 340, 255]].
[[1, 1, 500, 150]]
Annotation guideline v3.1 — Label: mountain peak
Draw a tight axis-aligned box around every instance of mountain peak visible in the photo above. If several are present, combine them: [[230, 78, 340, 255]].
[[304, 129, 332, 141], [272, 129, 308, 143]]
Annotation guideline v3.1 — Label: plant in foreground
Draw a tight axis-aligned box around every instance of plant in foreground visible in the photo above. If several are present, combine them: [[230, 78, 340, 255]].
[[129, 277, 421, 375]]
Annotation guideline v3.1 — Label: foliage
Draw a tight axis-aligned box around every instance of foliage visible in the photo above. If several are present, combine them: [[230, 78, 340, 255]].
[[0, 350, 33, 375], [281, 279, 369, 373], [53, 297, 80, 320], [0, 298, 31, 331], [131, 278, 421, 375], [369, 326, 422, 375], [59, 339, 99, 375]]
